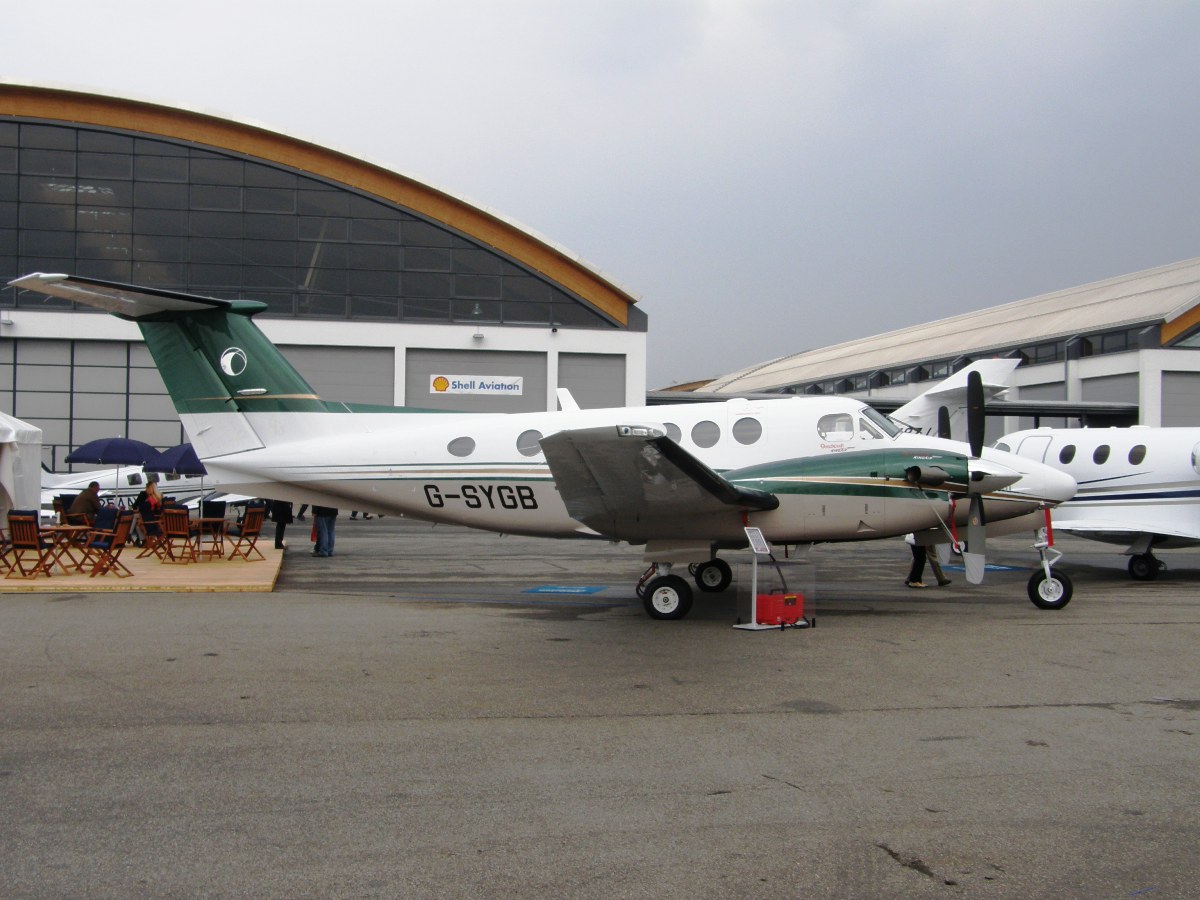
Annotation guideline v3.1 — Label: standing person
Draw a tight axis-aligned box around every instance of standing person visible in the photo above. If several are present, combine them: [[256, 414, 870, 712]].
[[296, 504, 308, 521], [312, 506, 338, 557], [270, 499, 294, 550], [905, 534, 951, 588]]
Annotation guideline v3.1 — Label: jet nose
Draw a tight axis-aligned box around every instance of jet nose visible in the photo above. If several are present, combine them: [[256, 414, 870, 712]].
[[1019, 459, 1078, 504]]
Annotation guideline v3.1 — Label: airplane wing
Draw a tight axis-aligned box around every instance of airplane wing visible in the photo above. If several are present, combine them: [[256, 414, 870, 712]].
[[540, 426, 779, 540]]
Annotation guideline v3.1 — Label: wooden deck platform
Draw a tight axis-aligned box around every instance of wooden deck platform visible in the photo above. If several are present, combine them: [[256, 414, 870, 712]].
[[0, 544, 283, 592]]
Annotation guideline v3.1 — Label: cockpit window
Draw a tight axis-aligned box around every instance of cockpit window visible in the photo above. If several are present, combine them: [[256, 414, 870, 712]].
[[994, 442, 1011, 453], [861, 406, 903, 438], [859, 417, 884, 440], [817, 413, 854, 441]]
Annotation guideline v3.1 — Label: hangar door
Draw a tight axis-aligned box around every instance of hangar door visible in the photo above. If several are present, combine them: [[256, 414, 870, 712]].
[[1162, 372, 1200, 425], [558, 353, 626, 410], [280, 346, 395, 406], [406, 349, 547, 412]]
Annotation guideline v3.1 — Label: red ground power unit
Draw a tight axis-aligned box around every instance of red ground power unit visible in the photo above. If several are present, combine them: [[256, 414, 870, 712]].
[[756, 592, 804, 626]]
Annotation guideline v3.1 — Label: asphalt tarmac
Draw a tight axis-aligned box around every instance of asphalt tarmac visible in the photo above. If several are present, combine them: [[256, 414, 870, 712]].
[[3, 515, 1199, 898]]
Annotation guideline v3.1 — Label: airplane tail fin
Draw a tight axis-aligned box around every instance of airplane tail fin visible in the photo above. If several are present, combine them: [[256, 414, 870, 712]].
[[9, 274, 332, 457]]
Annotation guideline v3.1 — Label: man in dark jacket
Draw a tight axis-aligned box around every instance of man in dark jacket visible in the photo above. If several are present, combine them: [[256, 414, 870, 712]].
[[68, 481, 102, 523], [269, 499, 294, 550]]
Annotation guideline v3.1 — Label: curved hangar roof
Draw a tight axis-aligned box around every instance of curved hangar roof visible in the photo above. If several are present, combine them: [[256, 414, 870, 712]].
[[0, 83, 638, 326], [703, 256, 1200, 394]]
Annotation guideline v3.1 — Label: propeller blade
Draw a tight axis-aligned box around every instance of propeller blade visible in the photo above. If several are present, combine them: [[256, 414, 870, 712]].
[[937, 405, 952, 440], [964, 493, 988, 584], [967, 370, 985, 458]]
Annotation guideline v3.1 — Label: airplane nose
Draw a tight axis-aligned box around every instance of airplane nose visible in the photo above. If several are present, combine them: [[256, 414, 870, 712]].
[[1025, 460, 1078, 503]]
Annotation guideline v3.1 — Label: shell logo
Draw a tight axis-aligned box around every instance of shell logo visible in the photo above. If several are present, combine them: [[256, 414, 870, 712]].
[[432, 376, 450, 392]]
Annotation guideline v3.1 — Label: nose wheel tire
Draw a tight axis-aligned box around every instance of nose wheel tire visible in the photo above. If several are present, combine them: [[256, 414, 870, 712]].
[[643, 575, 694, 620], [1028, 569, 1073, 610], [691, 558, 732, 593]]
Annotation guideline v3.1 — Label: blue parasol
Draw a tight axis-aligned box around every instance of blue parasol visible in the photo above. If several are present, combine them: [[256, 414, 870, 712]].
[[144, 443, 207, 477]]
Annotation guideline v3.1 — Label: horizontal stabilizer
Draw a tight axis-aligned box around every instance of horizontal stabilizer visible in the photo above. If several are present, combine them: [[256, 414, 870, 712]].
[[8, 273, 253, 319], [540, 425, 778, 540]]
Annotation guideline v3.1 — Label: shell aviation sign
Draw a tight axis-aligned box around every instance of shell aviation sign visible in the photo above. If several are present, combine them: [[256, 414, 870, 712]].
[[430, 374, 523, 396]]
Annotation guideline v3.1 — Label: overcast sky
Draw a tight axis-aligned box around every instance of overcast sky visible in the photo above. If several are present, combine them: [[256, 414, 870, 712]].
[[5, 1, 1200, 387]]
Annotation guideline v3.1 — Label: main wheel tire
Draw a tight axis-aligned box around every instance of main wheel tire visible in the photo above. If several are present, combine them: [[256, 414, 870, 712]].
[[1128, 553, 1159, 581], [642, 574, 694, 620], [1028, 569, 1073, 610], [694, 558, 732, 593]]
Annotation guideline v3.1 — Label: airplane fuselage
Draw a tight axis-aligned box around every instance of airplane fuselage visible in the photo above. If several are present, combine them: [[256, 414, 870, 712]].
[[192, 396, 1074, 545], [998, 426, 1200, 550]]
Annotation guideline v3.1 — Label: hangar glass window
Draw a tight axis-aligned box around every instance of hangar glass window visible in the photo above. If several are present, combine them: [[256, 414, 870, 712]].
[[732, 417, 762, 445], [1093, 445, 1110, 465], [447, 436, 475, 458], [1058, 445, 1076, 464], [817, 413, 854, 441], [2, 121, 621, 332], [691, 420, 720, 448], [516, 429, 543, 457], [1128, 445, 1147, 465]]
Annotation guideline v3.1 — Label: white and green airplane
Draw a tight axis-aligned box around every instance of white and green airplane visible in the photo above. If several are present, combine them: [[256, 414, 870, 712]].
[[11, 273, 1078, 617]]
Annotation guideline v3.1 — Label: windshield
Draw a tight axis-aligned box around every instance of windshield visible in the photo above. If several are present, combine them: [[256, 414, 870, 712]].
[[861, 405, 903, 438]]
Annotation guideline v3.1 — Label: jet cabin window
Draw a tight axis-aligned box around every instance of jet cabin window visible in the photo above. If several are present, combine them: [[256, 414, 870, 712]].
[[1129, 445, 1147, 465], [1192, 442, 1200, 476], [817, 413, 854, 442], [1093, 445, 1111, 465], [1059, 445, 1076, 464]]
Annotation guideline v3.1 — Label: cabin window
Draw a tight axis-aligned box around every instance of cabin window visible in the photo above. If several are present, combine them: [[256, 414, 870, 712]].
[[1058, 445, 1076, 464], [126, 473, 143, 486], [817, 413, 853, 442], [663, 422, 682, 443], [516, 429, 543, 457], [1093, 445, 1110, 465], [691, 420, 720, 448], [1192, 442, 1200, 476], [1128, 445, 1147, 465], [732, 417, 762, 445], [448, 436, 475, 458]]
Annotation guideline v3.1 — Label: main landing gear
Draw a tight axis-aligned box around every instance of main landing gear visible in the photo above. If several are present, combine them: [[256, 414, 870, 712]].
[[1128, 552, 1164, 581], [636, 558, 733, 620]]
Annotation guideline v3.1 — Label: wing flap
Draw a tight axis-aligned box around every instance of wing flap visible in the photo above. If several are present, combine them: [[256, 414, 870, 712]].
[[540, 426, 778, 540]]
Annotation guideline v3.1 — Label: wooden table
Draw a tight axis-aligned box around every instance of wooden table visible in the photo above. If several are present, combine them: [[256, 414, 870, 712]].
[[42, 524, 91, 573], [192, 517, 229, 559]]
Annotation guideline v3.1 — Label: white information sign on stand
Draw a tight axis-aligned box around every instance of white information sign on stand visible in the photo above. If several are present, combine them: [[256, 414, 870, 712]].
[[745, 526, 770, 557]]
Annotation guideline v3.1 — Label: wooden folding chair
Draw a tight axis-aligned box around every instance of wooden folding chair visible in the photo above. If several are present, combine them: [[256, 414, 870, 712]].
[[82, 510, 136, 578], [227, 505, 266, 561], [6, 511, 55, 579], [160, 506, 198, 564]]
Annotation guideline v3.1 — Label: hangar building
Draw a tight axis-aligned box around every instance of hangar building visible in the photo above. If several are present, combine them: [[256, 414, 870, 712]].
[[700, 257, 1200, 437], [0, 84, 646, 468]]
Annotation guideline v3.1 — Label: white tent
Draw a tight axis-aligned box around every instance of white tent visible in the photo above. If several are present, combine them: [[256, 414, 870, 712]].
[[0, 411, 43, 521]]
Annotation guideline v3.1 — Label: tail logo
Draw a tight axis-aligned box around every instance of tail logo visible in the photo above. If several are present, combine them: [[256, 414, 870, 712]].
[[220, 347, 248, 377]]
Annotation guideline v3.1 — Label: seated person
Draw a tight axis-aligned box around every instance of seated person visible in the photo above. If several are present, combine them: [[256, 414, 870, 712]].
[[68, 481, 102, 524]]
